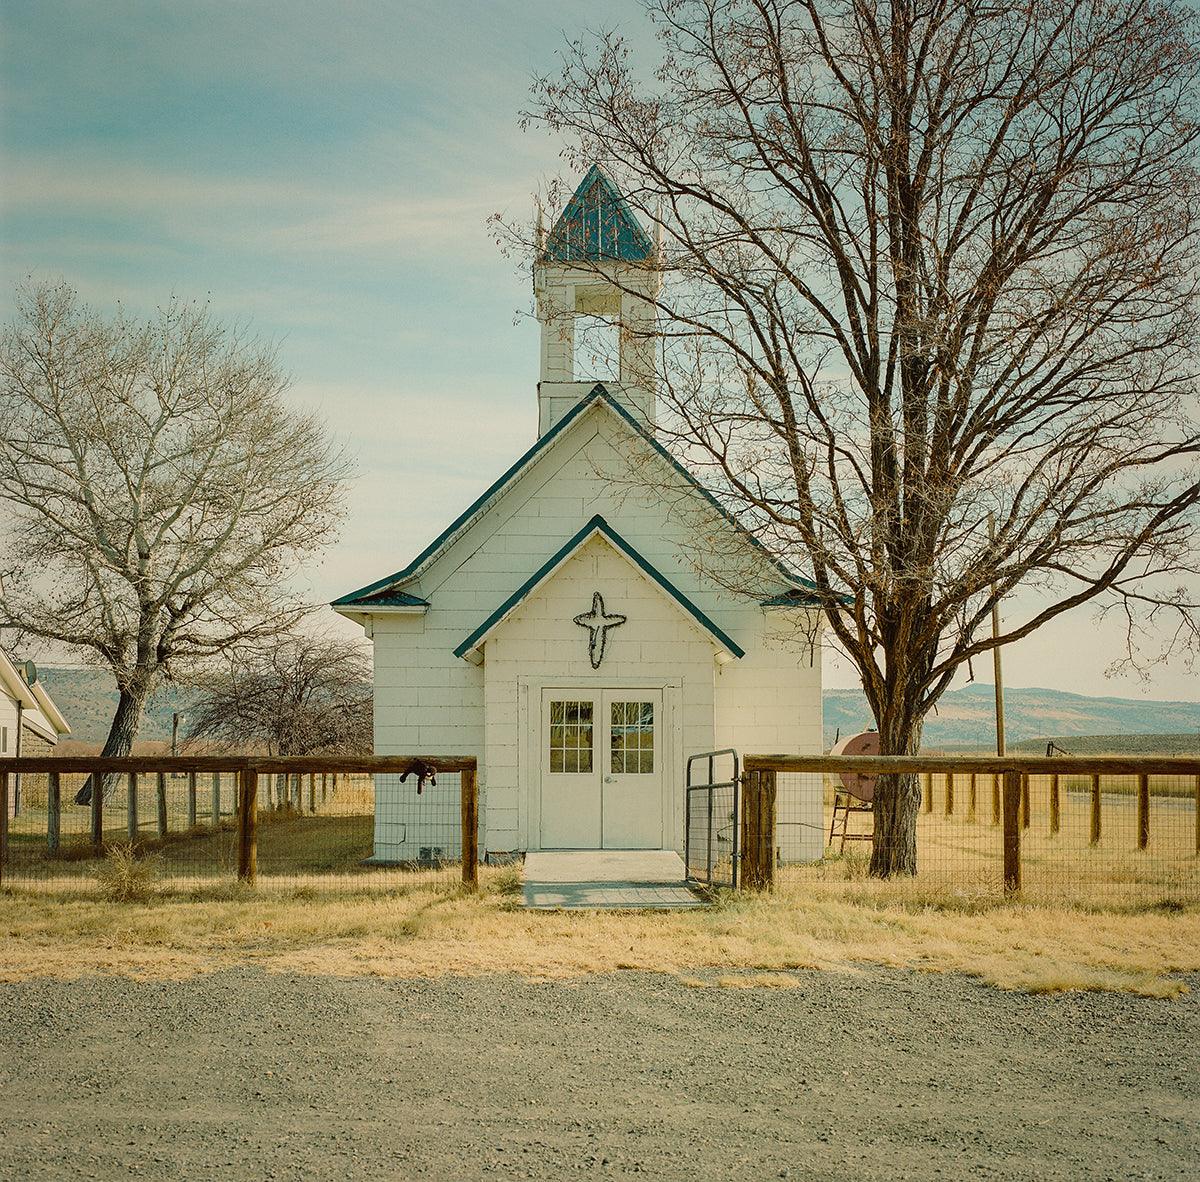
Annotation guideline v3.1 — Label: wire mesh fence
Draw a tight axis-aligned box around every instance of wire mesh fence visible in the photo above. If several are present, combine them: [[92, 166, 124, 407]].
[[748, 758, 1200, 905], [1006, 771, 1197, 904], [0, 757, 476, 896]]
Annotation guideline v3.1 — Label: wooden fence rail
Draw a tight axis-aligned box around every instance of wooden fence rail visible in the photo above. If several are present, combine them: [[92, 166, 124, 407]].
[[740, 754, 1200, 894], [0, 754, 480, 892]]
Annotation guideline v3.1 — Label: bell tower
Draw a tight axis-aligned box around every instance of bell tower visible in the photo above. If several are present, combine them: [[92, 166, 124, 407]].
[[534, 166, 661, 436]]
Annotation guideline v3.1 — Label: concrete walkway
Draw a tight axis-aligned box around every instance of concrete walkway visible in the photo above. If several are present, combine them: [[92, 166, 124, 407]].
[[522, 850, 704, 910]]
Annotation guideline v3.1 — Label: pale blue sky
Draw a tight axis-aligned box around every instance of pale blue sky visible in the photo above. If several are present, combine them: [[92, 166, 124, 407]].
[[2, 1, 1195, 699]]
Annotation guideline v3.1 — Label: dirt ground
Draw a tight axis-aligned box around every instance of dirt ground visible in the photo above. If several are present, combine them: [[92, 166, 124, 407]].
[[0, 968, 1196, 1181]]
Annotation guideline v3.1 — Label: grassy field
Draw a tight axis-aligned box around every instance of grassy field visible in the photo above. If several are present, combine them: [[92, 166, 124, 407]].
[[798, 770, 1200, 907], [1005, 734, 1200, 756], [1, 869, 1197, 998], [4, 772, 404, 890], [2, 768, 1196, 998]]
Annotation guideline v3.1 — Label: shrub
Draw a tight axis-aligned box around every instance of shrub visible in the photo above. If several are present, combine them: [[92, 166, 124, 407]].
[[96, 843, 159, 903]]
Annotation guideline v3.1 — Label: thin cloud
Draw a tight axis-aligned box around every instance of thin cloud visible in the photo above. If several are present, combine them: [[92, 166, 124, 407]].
[[3, 156, 531, 264]]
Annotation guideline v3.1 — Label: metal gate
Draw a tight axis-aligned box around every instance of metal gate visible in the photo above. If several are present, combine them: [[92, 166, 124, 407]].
[[684, 750, 739, 889]]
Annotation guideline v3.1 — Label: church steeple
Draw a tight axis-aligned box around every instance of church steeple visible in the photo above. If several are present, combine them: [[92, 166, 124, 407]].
[[534, 166, 661, 436]]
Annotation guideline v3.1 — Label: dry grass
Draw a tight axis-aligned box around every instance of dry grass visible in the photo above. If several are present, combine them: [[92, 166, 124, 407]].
[[800, 770, 1199, 907], [1, 769, 1195, 998], [1, 870, 1196, 999]]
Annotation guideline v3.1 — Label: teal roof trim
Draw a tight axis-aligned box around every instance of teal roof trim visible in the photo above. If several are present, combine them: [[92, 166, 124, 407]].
[[453, 515, 744, 660], [331, 382, 823, 609], [543, 165, 654, 263], [593, 391, 821, 596], [350, 591, 429, 609], [330, 389, 607, 608], [762, 589, 822, 607]]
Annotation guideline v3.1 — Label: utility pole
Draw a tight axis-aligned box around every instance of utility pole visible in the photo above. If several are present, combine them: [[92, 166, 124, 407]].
[[171, 711, 184, 774], [988, 514, 1006, 756]]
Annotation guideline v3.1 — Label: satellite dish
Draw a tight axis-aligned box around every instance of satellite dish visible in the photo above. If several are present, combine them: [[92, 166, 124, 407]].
[[21, 659, 37, 685], [830, 728, 879, 802]]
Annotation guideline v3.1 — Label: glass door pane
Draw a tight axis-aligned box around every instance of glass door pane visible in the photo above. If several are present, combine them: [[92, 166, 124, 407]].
[[548, 699, 594, 773], [609, 700, 654, 774]]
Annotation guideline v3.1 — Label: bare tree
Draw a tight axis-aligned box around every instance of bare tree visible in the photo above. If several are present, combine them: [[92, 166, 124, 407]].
[[513, 0, 1200, 873], [186, 632, 372, 758], [0, 282, 351, 796]]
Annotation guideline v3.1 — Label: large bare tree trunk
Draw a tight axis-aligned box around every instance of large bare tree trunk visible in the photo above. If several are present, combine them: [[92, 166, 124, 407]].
[[869, 708, 923, 877], [74, 686, 149, 804]]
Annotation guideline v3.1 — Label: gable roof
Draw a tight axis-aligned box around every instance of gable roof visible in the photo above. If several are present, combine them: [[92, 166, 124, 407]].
[[453, 515, 744, 661], [542, 165, 655, 263], [332, 384, 820, 611], [0, 649, 70, 739]]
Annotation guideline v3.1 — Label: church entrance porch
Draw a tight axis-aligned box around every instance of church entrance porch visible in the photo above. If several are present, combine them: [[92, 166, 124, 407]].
[[539, 688, 664, 849], [521, 849, 703, 909]]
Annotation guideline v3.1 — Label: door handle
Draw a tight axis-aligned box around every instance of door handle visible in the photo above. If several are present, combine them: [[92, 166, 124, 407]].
[[604, 775, 614, 783]]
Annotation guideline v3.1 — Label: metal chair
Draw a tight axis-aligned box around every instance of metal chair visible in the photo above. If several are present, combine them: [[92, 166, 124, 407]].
[[828, 730, 878, 852], [828, 778, 874, 852]]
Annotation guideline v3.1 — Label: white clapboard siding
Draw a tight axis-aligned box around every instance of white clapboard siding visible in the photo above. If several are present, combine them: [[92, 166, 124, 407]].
[[368, 398, 823, 862]]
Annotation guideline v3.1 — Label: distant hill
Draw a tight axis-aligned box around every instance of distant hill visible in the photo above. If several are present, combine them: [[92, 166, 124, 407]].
[[36, 666, 195, 748], [825, 683, 1200, 750], [35, 665, 1200, 754]]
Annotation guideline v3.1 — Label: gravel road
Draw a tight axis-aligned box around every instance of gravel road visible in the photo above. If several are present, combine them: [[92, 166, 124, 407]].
[[0, 968, 1196, 1181]]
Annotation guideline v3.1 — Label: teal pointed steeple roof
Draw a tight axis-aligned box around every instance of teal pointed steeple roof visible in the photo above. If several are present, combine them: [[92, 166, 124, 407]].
[[542, 165, 655, 263]]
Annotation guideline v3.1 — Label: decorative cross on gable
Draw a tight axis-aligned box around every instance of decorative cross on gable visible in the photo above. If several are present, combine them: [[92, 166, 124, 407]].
[[573, 591, 627, 669]]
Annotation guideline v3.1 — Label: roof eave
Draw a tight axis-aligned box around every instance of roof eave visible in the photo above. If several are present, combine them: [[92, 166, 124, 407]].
[[332, 382, 829, 607], [453, 514, 745, 662], [332, 603, 429, 618], [332, 387, 615, 605]]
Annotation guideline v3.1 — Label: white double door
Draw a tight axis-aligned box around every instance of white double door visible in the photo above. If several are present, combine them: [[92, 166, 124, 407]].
[[539, 688, 664, 849]]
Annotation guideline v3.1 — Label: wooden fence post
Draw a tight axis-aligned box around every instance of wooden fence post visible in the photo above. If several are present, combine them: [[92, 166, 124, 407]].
[[967, 773, 977, 823], [187, 772, 197, 829], [155, 772, 168, 838], [1020, 774, 1030, 830], [127, 772, 138, 840], [923, 772, 933, 813], [1049, 773, 1060, 836], [321, 772, 328, 804], [1002, 769, 1021, 896], [1090, 774, 1102, 846], [739, 769, 757, 887], [91, 769, 104, 853], [47, 770, 61, 855], [211, 772, 221, 828], [761, 769, 777, 888], [237, 768, 258, 883], [1137, 773, 1150, 851], [944, 773, 954, 817], [0, 771, 9, 889], [991, 774, 1001, 826], [740, 768, 776, 891], [307, 773, 316, 814], [461, 765, 478, 891]]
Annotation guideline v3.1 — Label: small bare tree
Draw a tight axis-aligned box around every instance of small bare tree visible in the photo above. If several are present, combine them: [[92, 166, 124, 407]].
[[514, 0, 1200, 874], [186, 632, 372, 758], [0, 282, 351, 796]]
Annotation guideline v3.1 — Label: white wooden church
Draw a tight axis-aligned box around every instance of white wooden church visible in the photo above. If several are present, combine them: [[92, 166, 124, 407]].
[[334, 167, 824, 863]]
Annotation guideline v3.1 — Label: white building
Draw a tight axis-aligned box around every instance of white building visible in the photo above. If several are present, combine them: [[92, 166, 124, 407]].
[[1, 650, 71, 816], [334, 167, 824, 862]]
